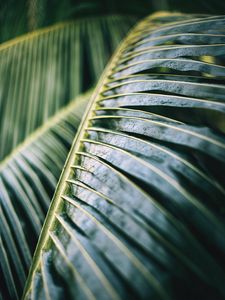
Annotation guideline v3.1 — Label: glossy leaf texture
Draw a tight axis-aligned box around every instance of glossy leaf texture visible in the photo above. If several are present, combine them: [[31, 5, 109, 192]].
[[0, 91, 91, 300], [24, 13, 225, 300], [0, 15, 137, 159]]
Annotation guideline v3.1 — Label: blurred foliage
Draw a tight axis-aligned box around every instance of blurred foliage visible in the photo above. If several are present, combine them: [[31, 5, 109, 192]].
[[1, 0, 225, 43], [0, 15, 136, 159]]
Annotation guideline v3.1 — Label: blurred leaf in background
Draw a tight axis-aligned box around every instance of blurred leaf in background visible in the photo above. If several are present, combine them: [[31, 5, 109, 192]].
[[0, 15, 137, 159], [1, 0, 225, 43]]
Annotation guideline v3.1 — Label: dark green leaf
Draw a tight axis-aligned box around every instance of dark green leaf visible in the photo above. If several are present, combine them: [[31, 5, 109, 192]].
[[23, 13, 225, 300]]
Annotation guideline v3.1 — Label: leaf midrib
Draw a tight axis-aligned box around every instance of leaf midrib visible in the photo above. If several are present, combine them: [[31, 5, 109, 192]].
[[21, 15, 140, 297]]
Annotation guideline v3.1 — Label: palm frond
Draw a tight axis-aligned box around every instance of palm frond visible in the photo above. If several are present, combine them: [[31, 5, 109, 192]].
[[22, 12, 225, 300], [0, 15, 137, 160]]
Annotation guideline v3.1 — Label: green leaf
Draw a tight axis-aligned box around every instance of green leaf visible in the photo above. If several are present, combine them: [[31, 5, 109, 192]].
[[0, 15, 137, 160], [22, 12, 225, 300]]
